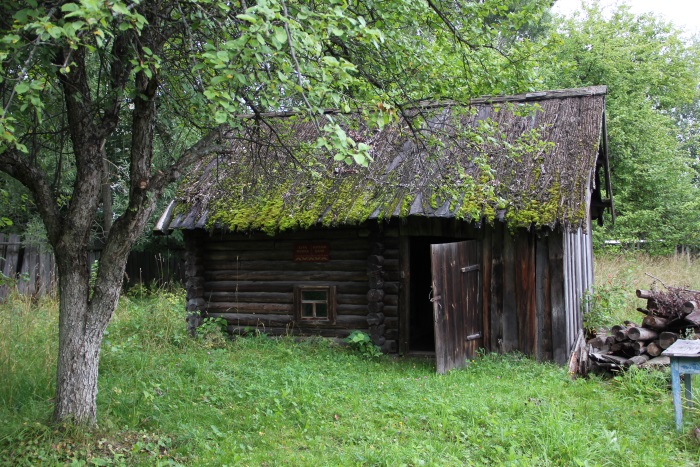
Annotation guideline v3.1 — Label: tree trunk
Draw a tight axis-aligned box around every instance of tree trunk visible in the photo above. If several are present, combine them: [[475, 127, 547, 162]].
[[52, 251, 121, 425], [102, 153, 113, 237], [53, 256, 95, 423]]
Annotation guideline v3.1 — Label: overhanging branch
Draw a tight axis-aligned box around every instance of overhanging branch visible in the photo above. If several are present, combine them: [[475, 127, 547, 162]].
[[0, 147, 61, 244], [150, 125, 228, 194]]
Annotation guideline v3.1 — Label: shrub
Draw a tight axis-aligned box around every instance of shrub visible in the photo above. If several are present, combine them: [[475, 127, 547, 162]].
[[344, 330, 382, 358], [583, 274, 630, 333]]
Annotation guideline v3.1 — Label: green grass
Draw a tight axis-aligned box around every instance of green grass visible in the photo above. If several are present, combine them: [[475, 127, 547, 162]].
[[1, 262, 700, 465]]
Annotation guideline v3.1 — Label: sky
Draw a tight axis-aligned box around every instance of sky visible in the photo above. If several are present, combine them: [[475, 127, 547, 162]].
[[551, 0, 700, 34]]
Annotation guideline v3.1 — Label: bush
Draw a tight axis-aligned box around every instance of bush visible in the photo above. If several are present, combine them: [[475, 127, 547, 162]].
[[584, 274, 631, 333], [344, 330, 382, 358]]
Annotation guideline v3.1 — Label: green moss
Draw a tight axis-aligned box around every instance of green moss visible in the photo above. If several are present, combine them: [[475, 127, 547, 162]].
[[204, 165, 582, 234], [429, 191, 439, 210], [206, 167, 393, 234], [481, 202, 496, 221], [399, 194, 413, 217], [501, 181, 565, 228]]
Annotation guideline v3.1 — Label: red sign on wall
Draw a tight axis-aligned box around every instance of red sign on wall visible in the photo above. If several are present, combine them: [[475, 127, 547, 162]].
[[293, 243, 330, 262]]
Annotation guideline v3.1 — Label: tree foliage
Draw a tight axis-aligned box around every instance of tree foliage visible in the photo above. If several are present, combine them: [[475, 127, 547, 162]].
[[0, 0, 552, 425], [544, 2, 700, 252]]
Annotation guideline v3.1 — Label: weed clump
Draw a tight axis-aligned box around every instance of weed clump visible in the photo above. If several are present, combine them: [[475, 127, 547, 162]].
[[344, 330, 382, 358]]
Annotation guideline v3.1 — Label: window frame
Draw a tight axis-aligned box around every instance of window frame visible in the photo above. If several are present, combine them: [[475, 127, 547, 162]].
[[294, 285, 336, 324]]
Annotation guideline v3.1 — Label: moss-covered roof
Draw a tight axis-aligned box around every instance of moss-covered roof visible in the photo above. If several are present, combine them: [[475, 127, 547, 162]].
[[156, 86, 610, 234]]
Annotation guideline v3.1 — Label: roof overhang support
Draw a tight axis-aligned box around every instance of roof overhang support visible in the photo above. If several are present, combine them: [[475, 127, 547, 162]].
[[590, 108, 615, 225], [601, 109, 615, 221]]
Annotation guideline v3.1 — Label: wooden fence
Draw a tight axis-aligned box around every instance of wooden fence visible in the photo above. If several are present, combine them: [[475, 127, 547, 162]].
[[0, 233, 185, 300], [0, 234, 56, 299]]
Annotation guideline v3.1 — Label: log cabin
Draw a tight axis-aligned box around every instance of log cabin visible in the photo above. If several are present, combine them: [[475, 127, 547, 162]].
[[156, 86, 614, 371]]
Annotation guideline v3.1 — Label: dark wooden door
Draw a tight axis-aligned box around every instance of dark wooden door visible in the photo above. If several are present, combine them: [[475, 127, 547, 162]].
[[431, 240, 482, 374]]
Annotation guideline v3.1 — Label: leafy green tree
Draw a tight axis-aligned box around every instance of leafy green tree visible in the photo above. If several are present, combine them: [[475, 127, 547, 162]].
[[0, 0, 551, 425], [543, 2, 700, 252]]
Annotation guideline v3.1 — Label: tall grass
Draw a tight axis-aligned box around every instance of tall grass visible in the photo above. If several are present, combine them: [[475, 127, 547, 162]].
[[0, 293, 58, 421], [589, 252, 700, 326], [2, 259, 700, 465]]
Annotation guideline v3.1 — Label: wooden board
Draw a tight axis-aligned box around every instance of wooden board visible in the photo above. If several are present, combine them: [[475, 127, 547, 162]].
[[515, 233, 536, 356], [549, 233, 567, 364], [489, 222, 504, 353], [0, 234, 20, 299], [662, 340, 700, 357], [536, 235, 553, 362], [481, 227, 492, 351], [501, 230, 518, 352], [431, 240, 481, 374]]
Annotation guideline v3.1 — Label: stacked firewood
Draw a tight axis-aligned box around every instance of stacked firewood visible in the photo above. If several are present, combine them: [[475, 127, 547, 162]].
[[587, 286, 700, 372]]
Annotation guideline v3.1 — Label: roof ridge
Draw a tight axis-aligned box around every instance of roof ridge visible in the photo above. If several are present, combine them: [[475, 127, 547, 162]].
[[233, 86, 608, 120]]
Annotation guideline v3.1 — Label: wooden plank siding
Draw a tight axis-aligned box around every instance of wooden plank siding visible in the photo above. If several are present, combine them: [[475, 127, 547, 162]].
[[501, 230, 519, 352], [561, 224, 594, 359], [488, 222, 505, 353], [483, 226, 572, 363], [535, 235, 553, 362], [549, 233, 567, 364], [515, 234, 536, 356]]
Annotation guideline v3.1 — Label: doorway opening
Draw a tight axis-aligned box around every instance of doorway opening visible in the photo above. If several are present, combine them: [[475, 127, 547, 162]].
[[408, 237, 455, 352]]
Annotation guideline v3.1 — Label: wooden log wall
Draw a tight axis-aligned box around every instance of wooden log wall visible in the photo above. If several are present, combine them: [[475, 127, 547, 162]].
[[189, 228, 373, 339], [185, 232, 206, 333], [185, 217, 590, 364], [367, 228, 398, 352]]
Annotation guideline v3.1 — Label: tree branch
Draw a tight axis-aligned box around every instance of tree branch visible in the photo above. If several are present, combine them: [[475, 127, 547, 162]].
[[280, 0, 322, 133], [0, 148, 61, 244], [150, 125, 228, 193], [55, 47, 105, 248], [98, 30, 135, 138]]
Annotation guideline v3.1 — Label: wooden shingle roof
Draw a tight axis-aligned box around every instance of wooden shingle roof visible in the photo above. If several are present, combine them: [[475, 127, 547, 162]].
[[156, 86, 610, 234]]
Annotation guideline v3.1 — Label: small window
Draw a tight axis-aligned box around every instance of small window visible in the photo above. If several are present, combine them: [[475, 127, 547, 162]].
[[295, 286, 336, 324]]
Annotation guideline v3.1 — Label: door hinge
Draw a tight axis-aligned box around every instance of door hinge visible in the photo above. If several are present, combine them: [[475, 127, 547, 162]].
[[466, 332, 482, 341], [461, 264, 480, 273]]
